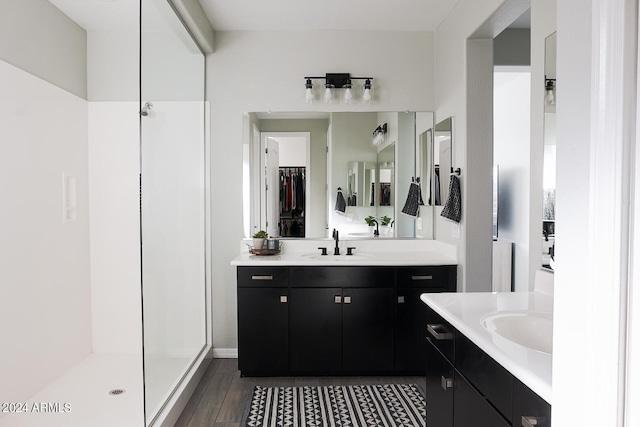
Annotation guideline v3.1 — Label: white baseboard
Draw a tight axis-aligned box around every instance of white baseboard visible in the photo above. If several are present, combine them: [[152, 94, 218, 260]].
[[213, 348, 238, 358]]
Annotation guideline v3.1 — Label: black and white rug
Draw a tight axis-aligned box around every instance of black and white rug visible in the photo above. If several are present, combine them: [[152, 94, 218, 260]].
[[243, 383, 426, 427]]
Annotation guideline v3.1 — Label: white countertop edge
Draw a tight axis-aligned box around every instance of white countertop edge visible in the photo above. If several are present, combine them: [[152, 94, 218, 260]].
[[421, 292, 553, 405], [231, 251, 458, 266]]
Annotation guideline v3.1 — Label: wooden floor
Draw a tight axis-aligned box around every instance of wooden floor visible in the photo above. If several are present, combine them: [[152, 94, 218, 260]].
[[173, 358, 426, 427]]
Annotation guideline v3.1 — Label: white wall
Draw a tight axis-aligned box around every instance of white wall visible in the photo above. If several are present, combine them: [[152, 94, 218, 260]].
[[208, 30, 435, 349], [434, 0, 530, 291], [0, 0, 87, 99], [0, 59, 92, 405], [88, 102, 142, 354], [494, 71, 531, 291]]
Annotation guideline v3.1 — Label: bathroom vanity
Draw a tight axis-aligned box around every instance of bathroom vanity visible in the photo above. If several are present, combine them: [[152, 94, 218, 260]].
[[421, 291, 552, 427], [232, 241, 458, 376]]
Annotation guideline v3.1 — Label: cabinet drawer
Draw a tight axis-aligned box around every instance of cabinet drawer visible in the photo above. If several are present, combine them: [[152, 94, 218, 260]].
[[237, 266, 289, 287], [396, 266, 456, 290], [453, 370, 511, 427], [425, 305, 455, 362], [290, 266, 394, 288], [455, 333, 513, 423]]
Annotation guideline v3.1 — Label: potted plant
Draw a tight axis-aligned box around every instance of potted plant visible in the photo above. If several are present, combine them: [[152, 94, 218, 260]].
[[252, 230, 268, 249], [380, 215, 393, 236], [364, 216, 376, 226]]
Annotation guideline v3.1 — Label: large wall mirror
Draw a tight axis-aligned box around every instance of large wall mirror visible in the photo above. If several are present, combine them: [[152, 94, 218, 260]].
[[243, 111, 434, 239], [542, 32, 556, 268]]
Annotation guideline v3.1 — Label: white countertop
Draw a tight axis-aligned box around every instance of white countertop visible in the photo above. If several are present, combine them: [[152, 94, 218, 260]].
[[421, 291, 553, 404], [231, 238, 458, 266], [231, 250, 457, 266]]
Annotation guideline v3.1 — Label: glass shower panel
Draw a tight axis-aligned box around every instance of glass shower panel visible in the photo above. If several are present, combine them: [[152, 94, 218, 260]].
[[140, 0, 206, 423]]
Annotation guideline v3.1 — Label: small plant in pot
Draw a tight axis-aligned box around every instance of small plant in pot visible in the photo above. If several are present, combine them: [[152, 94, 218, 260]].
[[252, 230, 268, 250], [381, 216, 392, 226]]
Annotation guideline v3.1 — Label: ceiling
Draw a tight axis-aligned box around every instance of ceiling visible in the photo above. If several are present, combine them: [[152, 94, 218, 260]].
[[198, 0, 460, 32], [49, 0, 462, 32], [48, 0, 529, 34]]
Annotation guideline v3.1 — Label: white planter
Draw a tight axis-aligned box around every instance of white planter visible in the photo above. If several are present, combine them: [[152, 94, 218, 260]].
[[253, 238, 265, 249]]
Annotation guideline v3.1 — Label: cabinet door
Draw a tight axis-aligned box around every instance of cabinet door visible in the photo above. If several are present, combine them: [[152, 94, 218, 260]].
[[396, 288, 432, 373], [513, 379, 551, 427], [425, 339, 454, 427], [453, 370, 510, 427], [290, 287, 342, 373], [237, 287, 289, 374], [342, 287, 394, 372]]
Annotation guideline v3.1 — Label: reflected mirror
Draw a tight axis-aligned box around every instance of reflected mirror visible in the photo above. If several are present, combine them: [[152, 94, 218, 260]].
[[347, 161, 376, 207], [542, 32, 556, 268], [433, 117, 453, 206], [244, 111, 433, 239]]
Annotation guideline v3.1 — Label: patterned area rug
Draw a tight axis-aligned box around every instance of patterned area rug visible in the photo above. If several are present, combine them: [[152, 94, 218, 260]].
[[243, 383, 426, 427]]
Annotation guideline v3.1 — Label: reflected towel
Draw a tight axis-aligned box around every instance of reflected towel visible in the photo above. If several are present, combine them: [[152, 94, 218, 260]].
[[441, 175, 461, 223], [401, 182, 421, 217], [335, 188, 346, 213]]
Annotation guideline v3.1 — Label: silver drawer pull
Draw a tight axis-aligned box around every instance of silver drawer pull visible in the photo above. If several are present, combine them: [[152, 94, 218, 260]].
[[398, 296, 405, 303], [412, 275, 433, 280], [280, 296, 287, 303], [344, 296, 351, 304], [427, 324, 454, 340], [522, 416, 540, 427], [251, 275, 273, 280], [334, 296, 342, 304], [441, 376, 454, 390]]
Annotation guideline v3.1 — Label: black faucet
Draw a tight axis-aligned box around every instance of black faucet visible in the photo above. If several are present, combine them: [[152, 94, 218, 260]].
[[332, 228, 340, 255], [371, 219, 380, 237]]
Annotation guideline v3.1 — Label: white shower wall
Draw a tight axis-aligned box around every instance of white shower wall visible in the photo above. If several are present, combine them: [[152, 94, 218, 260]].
[[0, 59, 92, 406], [88, 102, 143, 354]]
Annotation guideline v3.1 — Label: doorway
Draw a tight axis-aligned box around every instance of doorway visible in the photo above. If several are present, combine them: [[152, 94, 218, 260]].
[[260, 132, 311, 237]]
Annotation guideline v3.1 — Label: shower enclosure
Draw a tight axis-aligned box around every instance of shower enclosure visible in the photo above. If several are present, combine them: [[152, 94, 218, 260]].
[[140, 0, 209, 425]]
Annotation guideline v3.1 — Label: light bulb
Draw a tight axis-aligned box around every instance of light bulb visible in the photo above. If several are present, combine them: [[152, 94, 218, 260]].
[[362, 79, 372, 103], [344, 87, 353, 103], [362, 88, 372, 103], [305, 78, 314, 103], [324, 87, 333, 103], [545, 89, 555, 105]]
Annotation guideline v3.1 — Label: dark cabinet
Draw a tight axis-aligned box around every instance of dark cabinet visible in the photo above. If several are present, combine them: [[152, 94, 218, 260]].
[[453, 371, 510, 427], [289, 267, 395, 374], [342, 287, 394, 372], [425, 337, 454, 426], [513, 379, 552, 427], [237, 267, 290, 375], [289, 287, 343, 373], [237, 264, 456, 376], [396, 266, 457, 373], [424, 305, 551, 427]]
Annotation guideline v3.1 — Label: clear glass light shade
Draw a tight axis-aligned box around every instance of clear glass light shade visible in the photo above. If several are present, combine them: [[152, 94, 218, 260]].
[[545, 88, 555, 105], [324, 85, 334, 103], [343, 87, 353, 104], [305, 87, 314, 103], [362, 87, 372, 104]]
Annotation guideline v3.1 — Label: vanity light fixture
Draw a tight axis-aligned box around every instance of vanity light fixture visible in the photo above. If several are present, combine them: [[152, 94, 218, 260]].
[[304, 73, 374, 104], [372, 123, 388, 146], [545, 77, 556, 105]]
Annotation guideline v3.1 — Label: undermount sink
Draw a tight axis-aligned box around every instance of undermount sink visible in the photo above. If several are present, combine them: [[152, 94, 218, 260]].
[[481, 310, 553, 354], [302, 253, 374, 261]]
